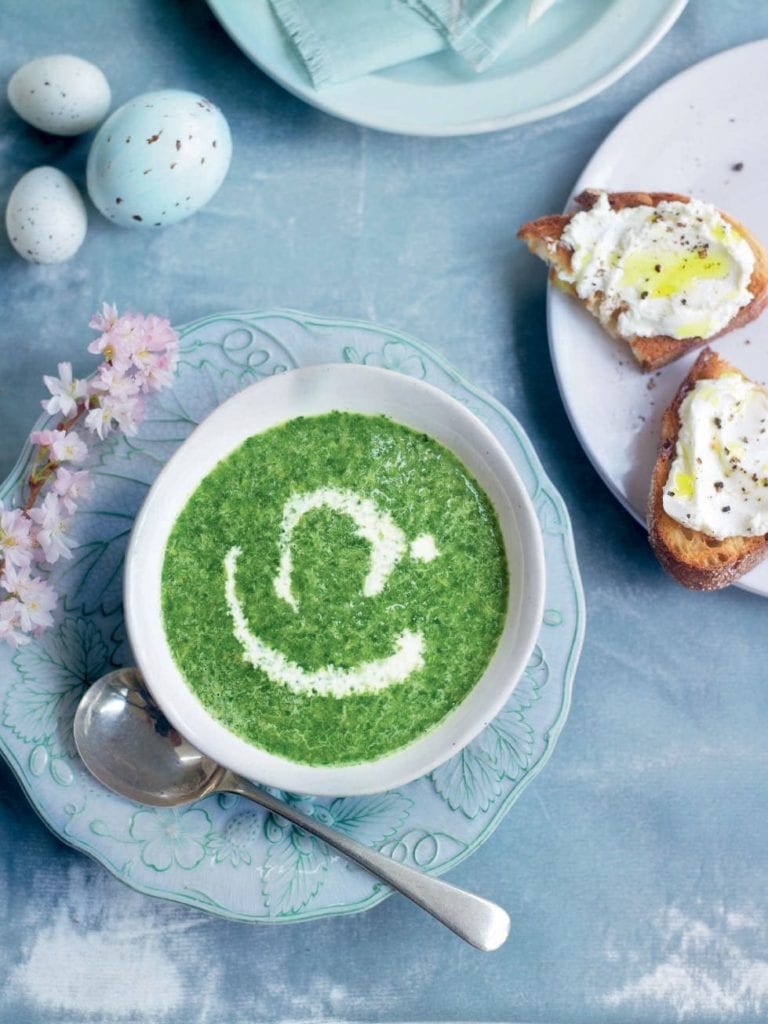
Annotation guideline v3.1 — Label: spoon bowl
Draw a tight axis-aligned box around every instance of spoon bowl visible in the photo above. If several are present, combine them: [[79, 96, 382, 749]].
[[74, 668, 226, 806]]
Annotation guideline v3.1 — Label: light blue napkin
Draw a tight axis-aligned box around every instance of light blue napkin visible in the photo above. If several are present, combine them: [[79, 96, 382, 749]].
[[270, 0, 546, 88]]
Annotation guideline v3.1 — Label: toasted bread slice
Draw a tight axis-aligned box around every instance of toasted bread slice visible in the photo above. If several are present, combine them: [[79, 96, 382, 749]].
[[518, 189, 768, 372], [647, 347, 768, 590]]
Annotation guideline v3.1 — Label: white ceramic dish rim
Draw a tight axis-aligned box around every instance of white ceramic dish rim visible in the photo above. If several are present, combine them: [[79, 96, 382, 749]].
[[546, 39, 768, 597], [206, 0, 688, 137], [124, 363, 546, 796]]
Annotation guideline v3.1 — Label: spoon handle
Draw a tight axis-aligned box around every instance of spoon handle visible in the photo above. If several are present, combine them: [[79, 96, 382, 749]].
[[224, 773, 510, 951]]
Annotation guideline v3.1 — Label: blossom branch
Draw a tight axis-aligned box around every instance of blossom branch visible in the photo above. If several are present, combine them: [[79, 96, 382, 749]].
[[0, 304, 179, 647]]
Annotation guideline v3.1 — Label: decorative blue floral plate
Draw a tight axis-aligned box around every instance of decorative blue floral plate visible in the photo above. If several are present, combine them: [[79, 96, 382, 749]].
[[0, 311, 584, 923]]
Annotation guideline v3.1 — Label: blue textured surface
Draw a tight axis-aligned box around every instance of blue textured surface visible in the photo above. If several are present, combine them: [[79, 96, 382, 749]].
[[1, 1, 768, 1021]]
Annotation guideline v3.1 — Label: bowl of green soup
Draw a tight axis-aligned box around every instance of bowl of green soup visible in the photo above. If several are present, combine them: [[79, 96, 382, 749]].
[[124, 364, 545, 796]]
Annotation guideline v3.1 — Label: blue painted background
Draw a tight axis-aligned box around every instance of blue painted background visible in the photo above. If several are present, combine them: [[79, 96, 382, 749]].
[[2, 1, 768, 1021]]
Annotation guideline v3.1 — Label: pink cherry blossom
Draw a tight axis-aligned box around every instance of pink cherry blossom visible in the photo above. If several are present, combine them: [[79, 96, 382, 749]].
[[87, 310, 179, 387], [92, 364, 141, 399], [89, 365, 145, 436], [0, 599, 30, 647], [88, 302, 118, 333], [85, 391, 144, 438], [84, 404, 114, 439], [0, 502, 34, 569], [86, 330, 124, 367], [135, 351, 177, 393], [88, 312, 141, 371], [52, 429, 88, 464], [30, 429, 58, 448], [86, 319, 132, 369], [27, 493, 75, 563], [41, 362, 89, 418], [53, 467, 93, 514], [102, 392, 145, 436], [31, 429, 88, 464], [133, 314, 179, 359], [1, 563, 56, 631]]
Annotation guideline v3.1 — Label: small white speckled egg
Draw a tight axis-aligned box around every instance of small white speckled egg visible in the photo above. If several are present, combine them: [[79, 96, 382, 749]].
[[86, 89, 232, 229], [5, 167, 88, 263], [8, 55, 110, 136]]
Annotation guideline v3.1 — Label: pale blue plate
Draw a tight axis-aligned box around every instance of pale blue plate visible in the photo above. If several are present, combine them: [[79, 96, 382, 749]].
[[0, 311, 584, 923], [207, 0, 687, 136]]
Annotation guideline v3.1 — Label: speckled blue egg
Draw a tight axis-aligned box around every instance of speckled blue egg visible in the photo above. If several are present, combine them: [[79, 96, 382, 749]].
[[5, 166, 87, 263], [86, 89, 232, 228], [8, 55, 110, 136]]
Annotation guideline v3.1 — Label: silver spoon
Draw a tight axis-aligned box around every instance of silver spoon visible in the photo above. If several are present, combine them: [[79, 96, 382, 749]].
[[73, 667, 510, 951]]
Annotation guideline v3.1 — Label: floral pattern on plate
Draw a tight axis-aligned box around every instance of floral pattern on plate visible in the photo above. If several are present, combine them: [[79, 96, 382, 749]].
[[0, 310, 584, 923]]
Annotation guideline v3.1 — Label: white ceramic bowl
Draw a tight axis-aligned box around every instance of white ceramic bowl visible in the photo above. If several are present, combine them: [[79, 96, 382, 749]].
[[124, 364, 545, 796]]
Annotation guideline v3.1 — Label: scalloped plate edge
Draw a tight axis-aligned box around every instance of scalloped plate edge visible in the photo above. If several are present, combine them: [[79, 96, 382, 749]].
[[0, 308, 585, 923]]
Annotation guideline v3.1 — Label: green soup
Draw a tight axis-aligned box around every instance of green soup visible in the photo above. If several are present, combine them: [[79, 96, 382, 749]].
[[161, 412, 508, 766]]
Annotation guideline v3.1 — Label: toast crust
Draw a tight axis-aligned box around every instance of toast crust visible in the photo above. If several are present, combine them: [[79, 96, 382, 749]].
[[647, 347, 768, 590], [518, 189, 768, 372]]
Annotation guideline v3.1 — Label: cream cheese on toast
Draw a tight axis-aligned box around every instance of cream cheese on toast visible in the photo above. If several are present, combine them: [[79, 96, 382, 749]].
[[664, 373, 768, 538], [559, 193, 755, 340]]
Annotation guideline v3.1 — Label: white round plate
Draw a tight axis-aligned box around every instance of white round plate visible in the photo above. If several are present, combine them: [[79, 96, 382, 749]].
[[206, 0, 687, 136], [548, 39, 768, 597]]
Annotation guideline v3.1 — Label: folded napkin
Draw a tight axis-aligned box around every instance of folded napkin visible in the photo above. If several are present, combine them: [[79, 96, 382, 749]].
[[271, 0, 558, 88]]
